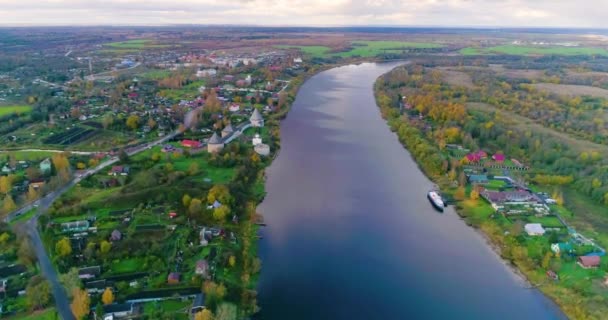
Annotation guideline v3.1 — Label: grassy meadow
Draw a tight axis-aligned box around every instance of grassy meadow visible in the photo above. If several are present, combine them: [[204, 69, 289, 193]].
[[278, 41, 442, 58]]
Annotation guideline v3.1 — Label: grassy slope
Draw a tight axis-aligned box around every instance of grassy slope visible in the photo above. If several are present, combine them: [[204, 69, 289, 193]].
[[278, 41, 442, 58]]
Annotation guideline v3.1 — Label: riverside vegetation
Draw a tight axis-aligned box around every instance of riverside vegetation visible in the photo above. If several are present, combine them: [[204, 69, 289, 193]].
[[375, 61, 608, 320]]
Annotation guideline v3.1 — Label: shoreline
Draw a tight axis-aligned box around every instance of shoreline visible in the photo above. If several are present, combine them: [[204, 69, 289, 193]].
[[371, 69, 571, 319]]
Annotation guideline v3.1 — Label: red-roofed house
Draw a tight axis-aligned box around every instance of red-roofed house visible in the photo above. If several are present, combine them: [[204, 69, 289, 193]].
[[181, 140, 202, 148], [465, 150, 488, 163], [128, 92, 138, 99], [492, 153, 505, 163], [578, 256, 600, 269], [169, 212, 177, 219], [167, 272, 181, 284]]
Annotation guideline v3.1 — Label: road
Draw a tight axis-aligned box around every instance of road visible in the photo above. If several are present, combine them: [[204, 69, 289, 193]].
[[9, 130, 180, 320], [0, 149, 96, 155]]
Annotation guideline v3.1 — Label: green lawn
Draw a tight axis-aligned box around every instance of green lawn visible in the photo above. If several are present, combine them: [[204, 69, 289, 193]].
[[111, 257, 143, 274], [460, 45, 608, 56], [525, 215, 565, 228], [277, 41, 442, 58], [486, 179, 507, 190], [10, 308, 57, 320], [0, 105, 32, 117]]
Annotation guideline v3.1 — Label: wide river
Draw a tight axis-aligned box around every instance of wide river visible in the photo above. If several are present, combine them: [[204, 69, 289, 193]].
[[256, 63, 566, 319]]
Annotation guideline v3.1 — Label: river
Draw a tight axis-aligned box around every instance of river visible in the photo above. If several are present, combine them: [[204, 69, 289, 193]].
[[256, 62, 566, 319]]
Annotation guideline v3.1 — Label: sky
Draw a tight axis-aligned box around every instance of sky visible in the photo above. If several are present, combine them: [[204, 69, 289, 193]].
[[0, 0, 606, 28]]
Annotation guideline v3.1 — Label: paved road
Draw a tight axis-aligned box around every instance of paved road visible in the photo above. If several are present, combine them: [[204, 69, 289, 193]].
[[11, 130, 180, 320], [0, 149, 96, 155]]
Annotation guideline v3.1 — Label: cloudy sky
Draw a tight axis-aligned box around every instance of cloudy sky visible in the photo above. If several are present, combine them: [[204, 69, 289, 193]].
[[0, 0, 606, 27]]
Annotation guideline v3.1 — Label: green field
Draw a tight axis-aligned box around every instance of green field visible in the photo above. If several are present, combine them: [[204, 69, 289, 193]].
[[111, 257, 143, 274], [460, 45, 608, 56], [10, 308, 57, 320], [277, 41, 442, 58], [0, 105, 32, 117], [0, 150, 55, 161], [103, 39, 170, 52]]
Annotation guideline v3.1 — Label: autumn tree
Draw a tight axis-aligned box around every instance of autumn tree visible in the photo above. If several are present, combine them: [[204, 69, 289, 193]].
[[207, 185, 232, 205], [147, 117, 157, 129], [2, 195, 16, 213], [25, 167, 41, 180], [182, 194, 192, 207], [213, 205, 230, 221], [126, 115, 140, 130], [215, 303, 238, 320], [102, 114, 114, 129], [26, 276, 51, 310], [100, 240, 112, 255], [188, 162, 200, 176], [102, 287, 114, 305], [55, 237, 73, 257], [189, 198, 203, 215], [454, 186, 466, 201], [27, 185, 39, 202], [195, 309, 214, 320], [470, 188, 480, 201], [17, 237, 37, 268], [0, 175, 12, 194], [71, 288, 90, 320]]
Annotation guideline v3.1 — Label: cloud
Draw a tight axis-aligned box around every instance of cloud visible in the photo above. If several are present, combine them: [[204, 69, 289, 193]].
[[0, 0, 606, 27]]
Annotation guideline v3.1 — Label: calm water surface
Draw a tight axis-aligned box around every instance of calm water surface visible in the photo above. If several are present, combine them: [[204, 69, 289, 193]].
[[256, 63, 566, 320]]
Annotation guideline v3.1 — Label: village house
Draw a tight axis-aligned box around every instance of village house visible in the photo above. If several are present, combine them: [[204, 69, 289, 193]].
[[524, 223, 546, 236], [110, 229, 122, 241], [108, 166, 130, 176], [61, 220, 90, 233], [39, 158, 52, 174], [578, 256, 601, 269], [492, 153, 506, 163], [480, 189, 545, 213], [551, 243, 574, 255], [196, 69, 217, 78], [103, 302, 139, 319], [465, 150, 488, 163], [207, 133, 224, 153], [78, 266, 101, 280], [250, 109, 264, 127], [195, 260, 210, 278], [181, 139, 202, 148], [467, 174, 488, 184], [167, 272, 181, 284]]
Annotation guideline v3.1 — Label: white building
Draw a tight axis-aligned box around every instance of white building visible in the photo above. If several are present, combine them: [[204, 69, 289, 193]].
[[221, 123, 234, 138], [524, 223, 546, 236], [252, 134, 262, 146], [197, 69, 217, 78]]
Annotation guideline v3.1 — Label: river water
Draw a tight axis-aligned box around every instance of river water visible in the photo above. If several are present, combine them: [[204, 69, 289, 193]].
[[256, 63, 566, 319]]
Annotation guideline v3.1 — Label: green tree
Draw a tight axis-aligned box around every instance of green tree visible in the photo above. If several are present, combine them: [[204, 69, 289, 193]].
[[55, 237, 73, 257], [59, 268, 82, 299], [541, 252, 553, 270]]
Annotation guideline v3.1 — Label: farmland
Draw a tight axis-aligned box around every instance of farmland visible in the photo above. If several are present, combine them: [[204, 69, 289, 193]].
[[42, 127, 98, 146], [0, 105, 32, 117], [104, 39, 169, 49], [278, 40, 442, 58], [460, 45, 608, 56]]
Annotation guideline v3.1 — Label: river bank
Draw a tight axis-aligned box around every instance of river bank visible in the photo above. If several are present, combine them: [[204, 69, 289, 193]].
[[373, 65, 594, 319]]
